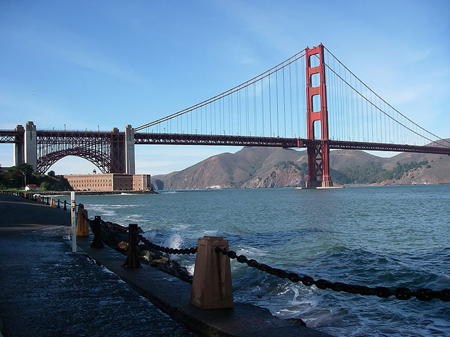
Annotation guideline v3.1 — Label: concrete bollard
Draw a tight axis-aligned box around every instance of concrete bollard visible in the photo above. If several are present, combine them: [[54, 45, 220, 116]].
[[37, 195, 41, 203], [50, 198, 55, 207], [90, 216, 104, 248], [76, 204, 89, 237], [122, 224, 142, 268], [190, 236, 233, 309]]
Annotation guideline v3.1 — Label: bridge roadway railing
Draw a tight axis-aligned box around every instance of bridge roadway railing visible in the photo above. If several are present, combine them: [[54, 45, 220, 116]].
[[134, 132, 302, 148], [3, 190, 450, 307]]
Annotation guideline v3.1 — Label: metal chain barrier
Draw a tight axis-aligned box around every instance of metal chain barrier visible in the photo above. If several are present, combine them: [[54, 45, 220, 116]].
[[137, 234, 197, 255], [216, 247, 450, 302]]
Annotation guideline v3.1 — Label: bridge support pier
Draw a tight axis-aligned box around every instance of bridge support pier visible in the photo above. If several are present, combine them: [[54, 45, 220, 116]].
[[110, 125, 136, 174], [24, 121, 37, 172], [13, 125, 25, 167], [305, 142, 332, 188], [125, 125, 135, 175], [110, 127, 125, 173]]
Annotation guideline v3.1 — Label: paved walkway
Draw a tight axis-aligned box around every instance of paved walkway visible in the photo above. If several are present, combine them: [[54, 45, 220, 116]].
[[0, 194, 331, 337], [0, 195, 194, 337]]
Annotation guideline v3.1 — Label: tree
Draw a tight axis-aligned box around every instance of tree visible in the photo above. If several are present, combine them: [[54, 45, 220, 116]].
[[7, 164, 34, 188], [40, 182, 51, 190], [48, 170, 55, 177]]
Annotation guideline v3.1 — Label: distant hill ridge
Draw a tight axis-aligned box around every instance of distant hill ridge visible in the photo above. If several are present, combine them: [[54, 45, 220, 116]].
[[152, 146, 450, 190]]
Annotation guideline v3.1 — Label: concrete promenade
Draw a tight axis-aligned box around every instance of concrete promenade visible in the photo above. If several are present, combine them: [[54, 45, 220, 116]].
[[0, 194, 331, 337]]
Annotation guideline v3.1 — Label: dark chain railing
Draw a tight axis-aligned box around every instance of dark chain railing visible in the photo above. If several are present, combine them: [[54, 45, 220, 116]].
[[137, 234, 197, 255], [216, 247, 450, 302]]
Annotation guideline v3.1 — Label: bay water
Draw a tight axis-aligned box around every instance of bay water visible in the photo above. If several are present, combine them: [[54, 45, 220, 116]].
[[64, 185, 450, 336]]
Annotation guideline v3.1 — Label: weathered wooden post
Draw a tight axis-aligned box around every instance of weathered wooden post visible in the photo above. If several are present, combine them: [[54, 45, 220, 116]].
[[190, 236, 233, 309], [122, 224, 142, 268], [76, 203, 89, 237]]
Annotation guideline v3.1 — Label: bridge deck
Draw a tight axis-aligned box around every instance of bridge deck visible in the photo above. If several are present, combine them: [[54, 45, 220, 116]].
[[133, 133, 450, 155], [1, 130, 449, 155]]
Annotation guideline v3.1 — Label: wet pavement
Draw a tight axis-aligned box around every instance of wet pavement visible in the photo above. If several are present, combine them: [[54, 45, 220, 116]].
[[0, 195, 195, 337]]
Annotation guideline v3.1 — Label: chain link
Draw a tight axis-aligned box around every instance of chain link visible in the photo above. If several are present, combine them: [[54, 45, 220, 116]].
[[216, 247, 450, 302], [138, 234, 197, 255]]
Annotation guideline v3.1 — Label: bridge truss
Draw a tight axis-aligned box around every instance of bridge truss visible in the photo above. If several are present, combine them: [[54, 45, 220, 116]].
[[36, 130, 125, 174]]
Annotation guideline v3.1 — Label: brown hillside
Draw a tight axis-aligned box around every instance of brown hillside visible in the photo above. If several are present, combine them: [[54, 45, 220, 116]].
[[152, 147, 450, 190]]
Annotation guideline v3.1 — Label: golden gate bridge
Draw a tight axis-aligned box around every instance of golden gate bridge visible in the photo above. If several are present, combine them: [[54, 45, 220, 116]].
[[1, 44, 449, 187]]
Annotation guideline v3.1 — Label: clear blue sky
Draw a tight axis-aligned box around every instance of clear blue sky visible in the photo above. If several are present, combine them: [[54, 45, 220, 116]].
[[1, 0, 449, 175]]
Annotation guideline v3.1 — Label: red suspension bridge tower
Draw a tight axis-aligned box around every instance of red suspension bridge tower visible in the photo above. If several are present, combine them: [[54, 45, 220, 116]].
[[305, 44, 332, 188]]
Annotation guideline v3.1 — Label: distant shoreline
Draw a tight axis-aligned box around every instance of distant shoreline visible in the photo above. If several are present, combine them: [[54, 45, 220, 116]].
[[33, 190, 158, 196]]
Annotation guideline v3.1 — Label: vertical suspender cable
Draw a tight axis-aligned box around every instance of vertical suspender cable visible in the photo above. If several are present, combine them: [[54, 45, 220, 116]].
[[295, 60, 300, 137], [269, 74, 272, 136], [238, 90, 241, 135], [276, 69, 279, 137], [253, 83, 257, 136], [289, 63, 293, 138], [345, 69, 349, 140], [283, 67, 286, 137], [246, 86, 249, 135], [261, 78, 265, 136], [360, 80, 364, 141]]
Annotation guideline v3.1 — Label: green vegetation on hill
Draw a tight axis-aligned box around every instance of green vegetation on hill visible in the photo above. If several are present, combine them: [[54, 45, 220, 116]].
[[273, 160, 431, 185], [331, 160, 429, 185], [275, 161, 308, 174], [0, 164, 72, 191]]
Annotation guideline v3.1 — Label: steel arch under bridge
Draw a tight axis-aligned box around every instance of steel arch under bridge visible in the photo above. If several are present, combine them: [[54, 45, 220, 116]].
[[36, 130, 126, 174]]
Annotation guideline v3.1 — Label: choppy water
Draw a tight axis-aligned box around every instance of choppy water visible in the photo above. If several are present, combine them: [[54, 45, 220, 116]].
[[64, 185, 450, 336]]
